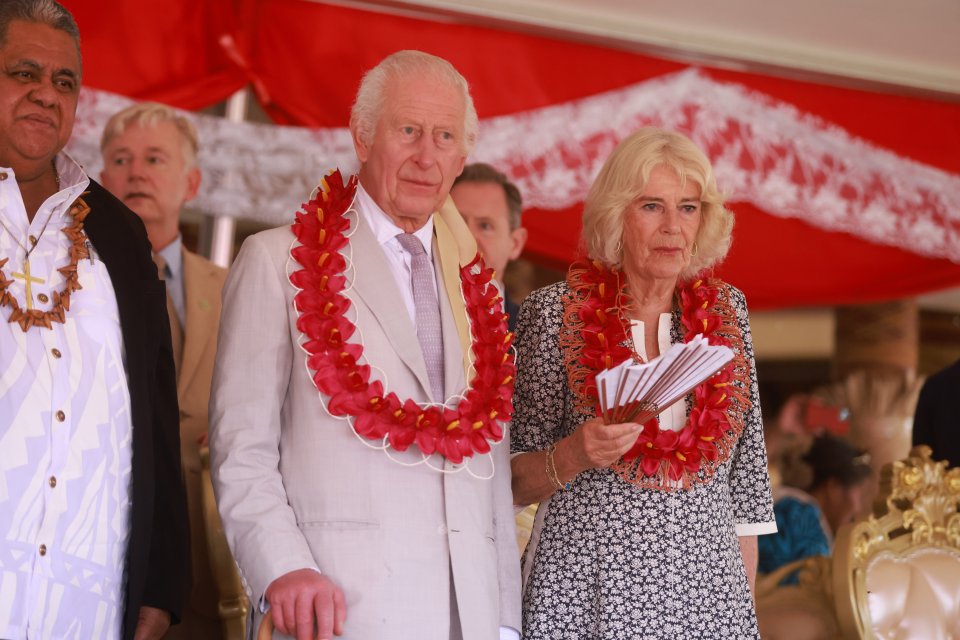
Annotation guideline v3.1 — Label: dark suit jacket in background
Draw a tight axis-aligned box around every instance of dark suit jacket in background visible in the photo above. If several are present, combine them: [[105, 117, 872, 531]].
[[912, 358, 960, 468], [505, 295, 520, 334], [82, 180, 189, 639]]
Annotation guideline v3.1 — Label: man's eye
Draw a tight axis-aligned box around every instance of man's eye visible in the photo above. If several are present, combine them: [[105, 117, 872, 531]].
[[436, 130, 456, 146], [55, 79, 76, 92], [401, 126, 417, 136]]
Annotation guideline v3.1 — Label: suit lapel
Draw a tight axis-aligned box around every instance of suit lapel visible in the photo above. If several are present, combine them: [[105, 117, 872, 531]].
[[344, 205, 435, 400], [176, 249, 219, 398]]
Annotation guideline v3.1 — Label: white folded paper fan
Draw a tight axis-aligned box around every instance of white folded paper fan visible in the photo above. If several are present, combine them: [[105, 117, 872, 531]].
[[596, 335, 734, 424]]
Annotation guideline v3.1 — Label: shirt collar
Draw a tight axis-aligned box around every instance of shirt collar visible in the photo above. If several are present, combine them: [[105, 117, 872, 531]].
[[156, 235, 183, 280], [0, 152, 90, 226], [356, 183, 434, 257], [51, 151, 92, 218]]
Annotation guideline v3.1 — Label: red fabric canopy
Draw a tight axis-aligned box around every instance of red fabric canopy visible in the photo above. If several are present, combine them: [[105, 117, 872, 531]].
[[64, 0, 960, 309]]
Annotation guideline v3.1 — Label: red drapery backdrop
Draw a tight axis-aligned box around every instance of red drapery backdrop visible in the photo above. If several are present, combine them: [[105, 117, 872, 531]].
[[64, 0, 960, 309]]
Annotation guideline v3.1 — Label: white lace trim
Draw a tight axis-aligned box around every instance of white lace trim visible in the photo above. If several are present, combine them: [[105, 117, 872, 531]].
[[66, 68, 959, 262]]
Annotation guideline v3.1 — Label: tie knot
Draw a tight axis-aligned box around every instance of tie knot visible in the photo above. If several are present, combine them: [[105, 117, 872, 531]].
[[396, 233, 426, 257], [152, 253, 169, 280]]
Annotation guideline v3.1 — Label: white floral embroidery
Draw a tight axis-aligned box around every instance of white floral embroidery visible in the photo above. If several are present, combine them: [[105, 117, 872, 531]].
[[67, 69, 960, 261]]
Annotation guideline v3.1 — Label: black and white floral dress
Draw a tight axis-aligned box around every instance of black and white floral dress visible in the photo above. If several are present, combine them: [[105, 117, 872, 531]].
[[511, 281, 776, 640]]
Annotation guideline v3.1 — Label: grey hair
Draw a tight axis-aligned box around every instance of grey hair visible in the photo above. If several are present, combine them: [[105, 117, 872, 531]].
[[349, 50, 478, 154], [0, 0, 81, 66], [101, 102, 200, 168]]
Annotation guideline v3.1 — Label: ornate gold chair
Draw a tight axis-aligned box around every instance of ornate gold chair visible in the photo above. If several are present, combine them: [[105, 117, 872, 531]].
[[832, 446, 960, 639], [200, 446, 250, 639]]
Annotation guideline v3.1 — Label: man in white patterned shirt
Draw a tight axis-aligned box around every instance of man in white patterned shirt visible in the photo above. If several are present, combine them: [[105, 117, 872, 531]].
[[0, 2, 187, 639]]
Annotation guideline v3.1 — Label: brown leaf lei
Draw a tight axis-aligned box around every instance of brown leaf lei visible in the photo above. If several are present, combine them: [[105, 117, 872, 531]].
[[0, 197, 91, 332]]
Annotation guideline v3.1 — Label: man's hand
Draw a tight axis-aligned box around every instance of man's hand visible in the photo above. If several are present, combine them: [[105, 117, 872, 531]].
[[133, 606, 170, 640], [265, 568, 347, 639]]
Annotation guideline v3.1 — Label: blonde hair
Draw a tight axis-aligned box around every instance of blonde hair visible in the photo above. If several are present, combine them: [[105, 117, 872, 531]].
[[100, 102, 199, 168], [580, 127, 734, 279], [349, 50, 478, 154]]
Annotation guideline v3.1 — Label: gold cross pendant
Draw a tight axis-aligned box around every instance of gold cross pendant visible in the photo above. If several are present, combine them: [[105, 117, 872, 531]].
[[12, 259, 46, 310]]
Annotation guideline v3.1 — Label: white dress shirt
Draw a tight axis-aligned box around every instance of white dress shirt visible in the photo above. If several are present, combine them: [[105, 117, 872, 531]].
[[355, 184, 438, 326], [155, 234, 185, 327], [0, 154, 133, 639]]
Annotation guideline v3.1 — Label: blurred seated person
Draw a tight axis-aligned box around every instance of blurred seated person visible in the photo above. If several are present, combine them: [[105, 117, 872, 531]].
[[450, 162, 527, 331], [912, 358, 960, 468], [759, 433, 872, 583]]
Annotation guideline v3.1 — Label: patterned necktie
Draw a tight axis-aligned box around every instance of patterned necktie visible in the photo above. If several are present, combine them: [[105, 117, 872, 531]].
[[153, 253, 183, 375], [396, 233, 445, 401]]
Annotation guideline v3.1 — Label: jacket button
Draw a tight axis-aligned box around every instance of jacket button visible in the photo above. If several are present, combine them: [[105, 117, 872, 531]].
[[39, 544, 47, 556], [56, 410, 65, 422]]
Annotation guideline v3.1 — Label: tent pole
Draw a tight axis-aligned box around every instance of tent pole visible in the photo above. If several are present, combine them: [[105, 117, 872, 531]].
[[208, 87, 249, 267]]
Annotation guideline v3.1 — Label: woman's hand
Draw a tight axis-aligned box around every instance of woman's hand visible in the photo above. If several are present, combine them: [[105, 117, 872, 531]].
[[563, 417, 642, 471], [511, 418, 642, 505]]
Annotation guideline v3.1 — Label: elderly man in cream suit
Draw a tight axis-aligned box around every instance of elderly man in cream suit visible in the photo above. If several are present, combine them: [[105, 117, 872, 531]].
[[209, 51, 521, 640]]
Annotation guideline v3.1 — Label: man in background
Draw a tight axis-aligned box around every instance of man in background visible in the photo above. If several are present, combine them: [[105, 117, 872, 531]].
[[450, 162, 527, 331], [912, 358, 960, 468], [100, 103, 229, 640], [0, 2, 186, 638]]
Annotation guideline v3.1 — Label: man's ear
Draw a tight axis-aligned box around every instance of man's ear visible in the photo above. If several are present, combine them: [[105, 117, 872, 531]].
[[509, 227, 528, 261], [184, 167, 202, 203], [352, 127, 370, 163]]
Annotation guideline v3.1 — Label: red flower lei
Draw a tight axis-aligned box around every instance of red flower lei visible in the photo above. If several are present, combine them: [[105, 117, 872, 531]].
[[561, 259, 752, 489], [288, 170, 515, 464]]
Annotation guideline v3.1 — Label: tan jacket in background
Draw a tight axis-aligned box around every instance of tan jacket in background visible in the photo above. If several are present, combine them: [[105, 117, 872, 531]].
[[165, 248, 228, 640]]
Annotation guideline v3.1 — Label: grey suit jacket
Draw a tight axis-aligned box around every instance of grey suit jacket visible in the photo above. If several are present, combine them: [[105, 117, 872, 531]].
[[209, 203, 521, 639]]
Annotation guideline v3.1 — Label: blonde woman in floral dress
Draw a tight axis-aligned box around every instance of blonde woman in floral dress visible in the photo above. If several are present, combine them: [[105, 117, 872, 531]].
[[510, 128, 776, 639]]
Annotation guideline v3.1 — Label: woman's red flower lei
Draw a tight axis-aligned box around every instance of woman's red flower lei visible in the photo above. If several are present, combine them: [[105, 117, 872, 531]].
[[288, 170, 515, 464], [562, 258, 751, 489]]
